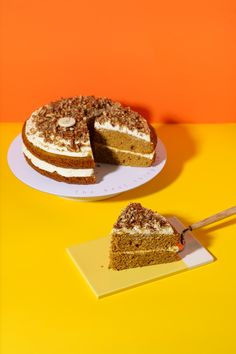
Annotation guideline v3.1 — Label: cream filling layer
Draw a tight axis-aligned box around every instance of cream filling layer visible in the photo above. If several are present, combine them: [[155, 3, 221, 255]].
[[25, 113, 92, 157], [95, 143, 155, 159], [22, 144, 94, 178], [112, 225, 174, 236], [118, 246, 179, 254], [95, 121, 151, 142]]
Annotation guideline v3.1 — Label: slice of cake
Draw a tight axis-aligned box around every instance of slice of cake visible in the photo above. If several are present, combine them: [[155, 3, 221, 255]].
[[22, 96, 157, 184], [109, 203, 184, 270], [93, 103, 156, 167]]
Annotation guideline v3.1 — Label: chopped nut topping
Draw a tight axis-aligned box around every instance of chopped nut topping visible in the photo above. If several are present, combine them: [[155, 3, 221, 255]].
[[114, 203, 171, 231], [95, 104, 150, 134], [28, 96, 151, 152]]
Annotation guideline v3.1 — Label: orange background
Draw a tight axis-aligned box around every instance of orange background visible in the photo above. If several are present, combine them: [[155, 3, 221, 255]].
[[0, 0, 235, 123]]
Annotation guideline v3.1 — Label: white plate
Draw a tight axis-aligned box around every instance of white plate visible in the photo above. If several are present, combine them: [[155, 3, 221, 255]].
[[7, 134, 167, 201]]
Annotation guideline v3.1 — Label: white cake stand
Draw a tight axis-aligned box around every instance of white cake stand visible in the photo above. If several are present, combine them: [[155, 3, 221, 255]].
[[7, 134, 167, 201]]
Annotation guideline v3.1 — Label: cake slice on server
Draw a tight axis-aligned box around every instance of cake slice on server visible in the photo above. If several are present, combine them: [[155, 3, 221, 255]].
[[109, 203, 184, 270]]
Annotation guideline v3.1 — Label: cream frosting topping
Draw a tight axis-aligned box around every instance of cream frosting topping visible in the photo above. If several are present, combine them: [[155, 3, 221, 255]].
[[22, 144, 94, 178], [121, 246, 179, 253], [94, 121, 151, 142], [112, 225, 174, 236]]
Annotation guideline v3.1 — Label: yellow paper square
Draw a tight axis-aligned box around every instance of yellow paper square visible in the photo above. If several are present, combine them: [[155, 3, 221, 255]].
[[67, 217, 214, 298]]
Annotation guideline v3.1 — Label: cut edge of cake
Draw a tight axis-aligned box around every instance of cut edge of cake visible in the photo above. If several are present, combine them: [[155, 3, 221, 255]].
[[93, 105, 157, 167]]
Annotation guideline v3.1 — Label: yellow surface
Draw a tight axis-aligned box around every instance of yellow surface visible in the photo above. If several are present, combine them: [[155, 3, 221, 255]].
[[1, 123, 236, 354]]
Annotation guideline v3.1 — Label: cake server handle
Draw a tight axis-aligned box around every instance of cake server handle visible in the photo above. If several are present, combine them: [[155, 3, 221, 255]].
[[181, 206, 236, 237]]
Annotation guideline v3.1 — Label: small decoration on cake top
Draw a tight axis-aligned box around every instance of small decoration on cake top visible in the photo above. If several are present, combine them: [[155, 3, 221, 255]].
[[57, 117, 76, 128]]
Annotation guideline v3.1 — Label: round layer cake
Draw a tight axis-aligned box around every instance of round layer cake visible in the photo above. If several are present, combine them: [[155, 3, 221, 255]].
[[22, 96, 157, 184]]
